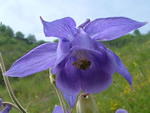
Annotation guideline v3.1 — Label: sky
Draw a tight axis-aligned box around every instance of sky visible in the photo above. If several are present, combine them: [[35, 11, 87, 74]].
[[0, 0, 150, 41]]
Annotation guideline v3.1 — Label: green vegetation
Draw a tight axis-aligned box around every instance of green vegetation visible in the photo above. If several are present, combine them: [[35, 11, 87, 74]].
[[0, 25, 150, 113]]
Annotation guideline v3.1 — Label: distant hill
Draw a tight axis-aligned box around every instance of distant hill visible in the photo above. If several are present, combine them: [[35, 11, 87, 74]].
[[0, 24, 46, 85]]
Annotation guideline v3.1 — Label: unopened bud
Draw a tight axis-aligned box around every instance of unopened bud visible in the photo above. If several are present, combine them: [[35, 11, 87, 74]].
[[76, 93, 99, 113]]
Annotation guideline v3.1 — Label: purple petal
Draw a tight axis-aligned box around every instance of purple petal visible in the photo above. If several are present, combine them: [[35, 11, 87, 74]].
[[56, 57, 81, 95], [95, 41, 107, 50], [72, 28, 96, 50], [56, 38, 71, 66], [0, 98, 2, 108], [0, 105, 12, 113], [5, 43, 57, 77], [52, 39, 71, 74], [80, 49, 116, 94], [71, 39, 107, 57], [115, 109, 128, 113], [52, 105, 69, 113], [40, 17, 76, 41], [85, 17, 146, 41], [108, 49, 133, 87], [63, 93, 77, 109]]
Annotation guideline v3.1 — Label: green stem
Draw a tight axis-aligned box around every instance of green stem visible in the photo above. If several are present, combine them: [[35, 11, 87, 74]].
[[49, 70, 67, 113], [0, 53, 27, 113], [55, 86, 67, 113], [2, 102, 22, 112]]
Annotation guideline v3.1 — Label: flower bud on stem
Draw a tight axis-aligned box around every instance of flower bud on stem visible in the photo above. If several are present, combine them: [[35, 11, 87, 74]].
[[76, 93, 99, 113]]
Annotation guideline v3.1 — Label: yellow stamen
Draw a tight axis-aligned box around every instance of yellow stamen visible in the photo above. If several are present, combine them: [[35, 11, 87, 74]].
[[72, 59, 91, 70]]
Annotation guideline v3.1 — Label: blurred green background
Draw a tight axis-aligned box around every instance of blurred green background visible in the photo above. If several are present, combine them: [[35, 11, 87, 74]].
[[0, 25, 150, 113]]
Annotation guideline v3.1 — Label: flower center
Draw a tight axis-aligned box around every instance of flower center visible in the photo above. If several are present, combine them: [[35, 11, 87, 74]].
[[72, 59, 91, 70]]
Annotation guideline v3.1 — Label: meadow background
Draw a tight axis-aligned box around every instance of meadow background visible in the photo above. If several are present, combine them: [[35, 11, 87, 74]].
[[0, 24, 150, 113]]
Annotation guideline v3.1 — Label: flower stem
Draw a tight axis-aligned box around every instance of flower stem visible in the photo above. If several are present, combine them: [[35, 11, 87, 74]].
[[55, 86, 67, 113], [2, 102, 22, 112], [0, 53, 27, 113], [49, 70, 67, 113]]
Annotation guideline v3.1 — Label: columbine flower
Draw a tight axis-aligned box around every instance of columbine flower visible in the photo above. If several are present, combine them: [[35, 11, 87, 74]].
[[115, 109, 128, 113], [0, 98, 12, 113], [5, 17, 146, 96]]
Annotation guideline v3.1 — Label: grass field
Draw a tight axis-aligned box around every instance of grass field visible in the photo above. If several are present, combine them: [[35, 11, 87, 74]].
[[0, 34, 150, 113]]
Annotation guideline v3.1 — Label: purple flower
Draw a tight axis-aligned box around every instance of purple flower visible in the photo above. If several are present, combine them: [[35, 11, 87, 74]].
[[115, 109, 128, 113], [0, 99, 12, 113], [52, 105, 69, 113], [5, 17, 146, 96]]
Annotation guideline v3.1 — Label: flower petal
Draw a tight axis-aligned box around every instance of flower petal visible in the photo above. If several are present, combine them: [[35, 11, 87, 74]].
[[85, 17, 146, 41], [56, 57, 81, 95], [0, 105, 12, 113], [72, 28, 96, 50], [40, 17, 76, 41], [80, 49, 116, 94], [52, 105, 69, 113], [5, 43, 57, 77], [56, 38, 71, 65], [63, 93, 77, 109], [108, 50, 133, 87], [115, 109, 128, 113], [52, 39, 71, 74]]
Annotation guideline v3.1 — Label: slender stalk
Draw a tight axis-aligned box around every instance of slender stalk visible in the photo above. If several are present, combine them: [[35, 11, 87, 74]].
[[55, 85, 67, 113], [2, 102, 22, 112], [49, 70, 67, 113], [0, 53, 27, 113]]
